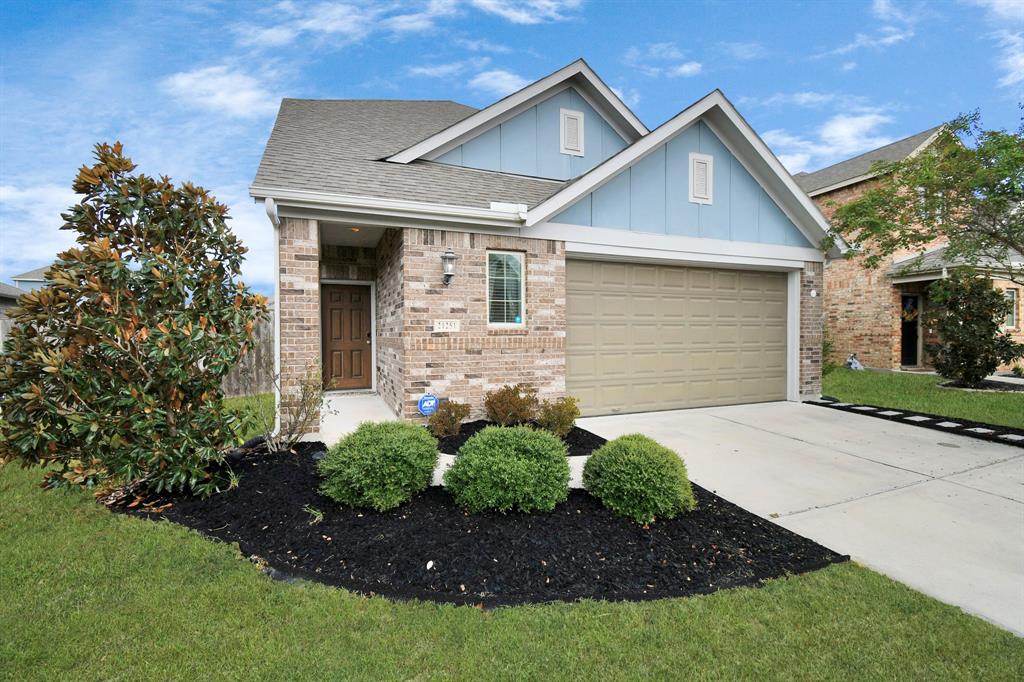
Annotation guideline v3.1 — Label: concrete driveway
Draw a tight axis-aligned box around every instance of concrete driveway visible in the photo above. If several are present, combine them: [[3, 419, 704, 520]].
[[578, 401, 1024, 635]]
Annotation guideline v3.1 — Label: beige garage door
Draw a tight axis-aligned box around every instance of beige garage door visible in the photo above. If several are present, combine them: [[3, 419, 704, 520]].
[[566, 260, 788, 416]]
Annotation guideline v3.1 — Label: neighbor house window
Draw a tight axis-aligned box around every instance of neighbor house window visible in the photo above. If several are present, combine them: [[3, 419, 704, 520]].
[[487, 251, 525, 326], [1005, 288, 1019, 328], [560, 109, 584, 156], [689, 152, 713, 204]]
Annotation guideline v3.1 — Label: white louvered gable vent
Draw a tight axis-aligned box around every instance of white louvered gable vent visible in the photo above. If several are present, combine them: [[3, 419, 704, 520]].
[[689, 152, 714, 204], [560, 109, 584, 156]]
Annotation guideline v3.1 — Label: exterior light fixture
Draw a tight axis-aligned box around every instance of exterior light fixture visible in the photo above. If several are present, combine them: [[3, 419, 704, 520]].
[[441, 247, 458, 286]]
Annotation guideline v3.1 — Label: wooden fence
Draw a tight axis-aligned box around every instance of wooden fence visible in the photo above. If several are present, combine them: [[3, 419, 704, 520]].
[[222, 314, 274, 397]]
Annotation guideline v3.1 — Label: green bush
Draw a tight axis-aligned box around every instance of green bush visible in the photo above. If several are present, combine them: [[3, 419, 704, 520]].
[[484, 384, 539, 425], [536, 396, 580, 438], [926, 272, 1024, 386], [427, 400, 471, 438], [443, 426, 569, 513], [318, 421, 439, 511], [583, 434, 696, 524]]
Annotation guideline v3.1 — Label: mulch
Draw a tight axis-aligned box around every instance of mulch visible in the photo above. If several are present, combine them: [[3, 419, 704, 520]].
[[120, 444, 847, 607], [435, 419, 607, 457], [941, 379, 1024, 393]]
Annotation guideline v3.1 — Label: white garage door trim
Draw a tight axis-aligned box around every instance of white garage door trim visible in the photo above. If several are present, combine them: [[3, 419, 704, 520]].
[[565, 255, 803, 414]]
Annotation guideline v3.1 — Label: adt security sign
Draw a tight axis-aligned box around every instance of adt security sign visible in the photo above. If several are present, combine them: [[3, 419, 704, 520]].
[[417, 393, 439, 416]]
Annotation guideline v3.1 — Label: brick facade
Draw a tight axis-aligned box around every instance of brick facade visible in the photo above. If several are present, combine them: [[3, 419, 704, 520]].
[[799, 261, 824, 398], [375, 229, 405, 415], [277, 218, 320, 429]]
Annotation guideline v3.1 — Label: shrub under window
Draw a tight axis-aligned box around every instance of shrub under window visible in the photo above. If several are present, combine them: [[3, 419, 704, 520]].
[[484, 383, 539, 426], [583, 434, 696, 525], [444, 426, 569, 513], [319, 421, 439, 511]]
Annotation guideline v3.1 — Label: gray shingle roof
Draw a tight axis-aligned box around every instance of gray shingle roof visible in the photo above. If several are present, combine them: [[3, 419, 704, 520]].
[[251, 99, 565, 209], [0, 282, 22, 300], [12, 266, 49, 282], [888, 245, 1024, 276], [793, 125, 942, 195]]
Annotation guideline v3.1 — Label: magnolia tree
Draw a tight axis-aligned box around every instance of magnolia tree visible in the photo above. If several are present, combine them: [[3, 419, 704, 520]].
[[825, 112, 1023, 285], [0, 143, 268, 494]]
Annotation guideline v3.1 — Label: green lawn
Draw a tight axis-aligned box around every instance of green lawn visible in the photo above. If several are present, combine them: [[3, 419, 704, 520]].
[[823, 368, 1024, 429], [2, 465, 1021, 680]]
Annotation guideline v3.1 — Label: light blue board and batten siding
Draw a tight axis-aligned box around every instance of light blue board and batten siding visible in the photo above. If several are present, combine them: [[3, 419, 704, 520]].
[[552, 121, 812, 248], [434, 87, 628, 181]]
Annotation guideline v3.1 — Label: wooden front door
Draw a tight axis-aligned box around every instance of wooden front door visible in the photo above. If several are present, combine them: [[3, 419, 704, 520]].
[[900, 294, 921, 366], [322, 285, 372, 390]]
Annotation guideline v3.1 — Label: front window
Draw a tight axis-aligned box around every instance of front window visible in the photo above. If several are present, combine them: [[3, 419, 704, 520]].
[[487, 251, 525, 326], [1005, 288, 1019, 328]]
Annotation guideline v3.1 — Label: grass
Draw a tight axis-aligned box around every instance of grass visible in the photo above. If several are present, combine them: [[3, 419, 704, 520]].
[[823, 368, 1024, 429], [224, 392, 275, 442], [2, 464, 1022, 680]]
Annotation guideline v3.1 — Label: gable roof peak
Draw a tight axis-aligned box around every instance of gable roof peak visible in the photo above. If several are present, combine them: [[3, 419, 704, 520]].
[[385, 58, 648, 165]]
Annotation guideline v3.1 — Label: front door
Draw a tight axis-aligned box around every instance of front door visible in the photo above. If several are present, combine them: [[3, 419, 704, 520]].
[[900, 295, 921, 366], [322, 284, 372, 390]]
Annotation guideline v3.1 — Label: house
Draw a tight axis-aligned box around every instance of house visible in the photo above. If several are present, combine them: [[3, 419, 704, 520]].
[[795, 128, 1023, 369], [251, 59, 835, 423], [0, 281, 22, 352], [11, 266, 49, 292]]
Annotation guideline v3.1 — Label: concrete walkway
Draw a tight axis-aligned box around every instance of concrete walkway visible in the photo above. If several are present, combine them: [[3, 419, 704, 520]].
[[579, 402, 1024, 635]]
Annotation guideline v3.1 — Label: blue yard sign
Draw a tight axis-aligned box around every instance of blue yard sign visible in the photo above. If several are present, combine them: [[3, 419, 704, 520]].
[[418, 393, 439, 416]]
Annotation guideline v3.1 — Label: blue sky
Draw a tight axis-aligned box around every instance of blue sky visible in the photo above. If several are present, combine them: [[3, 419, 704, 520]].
[[1, 0, 1021, 294]]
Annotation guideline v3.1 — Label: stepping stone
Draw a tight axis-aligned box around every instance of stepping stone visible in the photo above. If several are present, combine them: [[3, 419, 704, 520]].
[[905, 415, 932, 422], [878, 410, 903, 416], [999, 434, 1024, 442], [964, 427, 995, 435], [807, 398, 833, 404], [831, 402, 852, 407], [936, 421, 962, 428], [852, 405, 877, 411]]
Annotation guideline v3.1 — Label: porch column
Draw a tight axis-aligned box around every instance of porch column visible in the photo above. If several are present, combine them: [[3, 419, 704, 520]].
[[278, 217, 321, 431], [799, 260, 824, 398]]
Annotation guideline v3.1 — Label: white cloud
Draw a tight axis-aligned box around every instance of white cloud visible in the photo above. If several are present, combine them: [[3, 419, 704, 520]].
[[741, 91, 862, 108], [407, 57, 491, 78], [720, 41, 768, 60], [469, 0, 582, 24], [624, 42, 701, 78], [841, 61, 858, 71], [382, 0, 460, 33], [994, 30, 1024, 88], [821, 0, 916, 57], [161, 66, 279, 119], [610, 85, 641, 108], [668, 61, 702, 77], [763, 110, 895, 173], [468, 69, 530, 96], [872, 0, 911, 23], [968, 0, 1024, 22], [454, 37, 512, 53], [0, 183, 80, 280]]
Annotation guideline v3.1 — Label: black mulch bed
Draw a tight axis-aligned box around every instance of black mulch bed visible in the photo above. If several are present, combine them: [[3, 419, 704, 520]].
[[120, 445, 847, 607], [436, 419, 608, 457], [814, 396, 1024, 448], [942, 379, 1024, 393]]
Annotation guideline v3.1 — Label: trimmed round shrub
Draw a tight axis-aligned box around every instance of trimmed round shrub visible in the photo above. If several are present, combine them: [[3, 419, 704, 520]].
[[444, 426, 570, 513], [318, 421, 439, 511], [583, 434, 696, 524]]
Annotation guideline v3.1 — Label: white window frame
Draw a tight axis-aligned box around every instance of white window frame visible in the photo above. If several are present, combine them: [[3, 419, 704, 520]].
[[560, 108, 585, 157], [1005, 288, 1019, 329], [486, 250, 526, 328], [689, 152, 714, 205]]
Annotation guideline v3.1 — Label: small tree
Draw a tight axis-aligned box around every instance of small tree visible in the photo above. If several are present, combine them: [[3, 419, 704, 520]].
[[925, 271, 1024, 387], [0, 143, 268, 494], [825, 112, 1023, 286]]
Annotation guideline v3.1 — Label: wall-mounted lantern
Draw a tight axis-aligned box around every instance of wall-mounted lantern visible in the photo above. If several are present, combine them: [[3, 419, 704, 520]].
[[441, 247, 458, 286]]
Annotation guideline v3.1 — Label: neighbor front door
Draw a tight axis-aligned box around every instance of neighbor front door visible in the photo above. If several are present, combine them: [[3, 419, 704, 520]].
[[322, 284, 372, 390], [900, 295, 920, 366]]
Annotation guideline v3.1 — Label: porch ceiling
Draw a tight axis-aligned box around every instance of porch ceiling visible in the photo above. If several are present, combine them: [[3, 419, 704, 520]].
[[320, 221, 387, 248]]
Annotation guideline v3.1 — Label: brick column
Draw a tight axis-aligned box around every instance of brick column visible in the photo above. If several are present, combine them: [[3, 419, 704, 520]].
[[278, 217, 320, 429], [799, 261, 824, 398]]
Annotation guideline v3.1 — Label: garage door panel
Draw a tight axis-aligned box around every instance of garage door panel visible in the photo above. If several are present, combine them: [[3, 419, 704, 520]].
[[567, 260, 788, 416]]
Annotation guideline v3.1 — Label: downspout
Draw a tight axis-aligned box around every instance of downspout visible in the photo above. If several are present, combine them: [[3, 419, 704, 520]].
[[265, 198, 282, 436]]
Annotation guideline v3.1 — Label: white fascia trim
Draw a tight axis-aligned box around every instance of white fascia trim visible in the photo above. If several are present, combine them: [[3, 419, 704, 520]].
[[889, 272, 945, 284], [534, 221, 823, 267], [526, 91, 836, 254], [786, 271, 801, 401], [386, 59, 647, 164], [251, 186, 526, 227]]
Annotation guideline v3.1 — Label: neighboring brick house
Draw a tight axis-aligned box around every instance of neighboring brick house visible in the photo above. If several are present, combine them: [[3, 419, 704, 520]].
[[795, 127, 1023, 370], [252, 59, 836, 427]]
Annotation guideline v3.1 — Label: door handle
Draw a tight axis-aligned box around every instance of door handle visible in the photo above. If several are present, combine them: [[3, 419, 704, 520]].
[[366, 331, 371, 344]]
